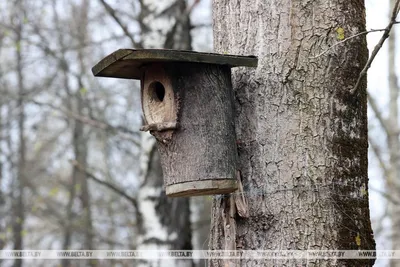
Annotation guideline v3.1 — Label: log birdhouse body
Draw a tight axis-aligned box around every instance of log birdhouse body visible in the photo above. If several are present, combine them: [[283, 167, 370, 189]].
[[92, 49, 257, 197]]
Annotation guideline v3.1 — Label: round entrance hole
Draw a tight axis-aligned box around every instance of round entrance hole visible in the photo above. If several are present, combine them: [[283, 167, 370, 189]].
[[142, 68, 176, 126], [149, 81, 165, 102]]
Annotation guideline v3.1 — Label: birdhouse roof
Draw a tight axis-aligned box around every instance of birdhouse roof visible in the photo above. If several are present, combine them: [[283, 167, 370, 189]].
[[92, 49, 257, 80]]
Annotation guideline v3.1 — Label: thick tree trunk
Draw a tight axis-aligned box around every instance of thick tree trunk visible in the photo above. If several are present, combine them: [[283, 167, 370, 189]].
[[210, 0, 375, 266], [136, 1, 193, 266]]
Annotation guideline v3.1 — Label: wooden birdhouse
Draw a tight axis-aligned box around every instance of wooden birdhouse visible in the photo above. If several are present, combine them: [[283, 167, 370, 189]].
[[92, 49, 257, 197]]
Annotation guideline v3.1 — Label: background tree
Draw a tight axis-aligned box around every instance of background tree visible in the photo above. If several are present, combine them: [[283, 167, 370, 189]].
[[0, 0, 210, 266]]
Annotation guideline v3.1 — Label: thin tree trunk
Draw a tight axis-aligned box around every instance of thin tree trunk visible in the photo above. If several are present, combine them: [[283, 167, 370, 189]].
[[388, 1, 400, 266], [73, 87, 92, 250], [75, 1, 95, 262], [0, 100, 4, 263], [13, 5, 26, 266], [54, 1, 76, 266], [136, 1, 193, 267], [0, 33, 4, 254], [62, 1, 95, 267], [210, 1, 375, 266]]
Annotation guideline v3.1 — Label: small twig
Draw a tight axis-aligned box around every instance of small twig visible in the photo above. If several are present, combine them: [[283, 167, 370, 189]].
[[190, 23, 212, 30], [367, 92, 392, 135], [187, 0, 201, 15], [369, 186, 400, 205], [32, 100, 140, 146], [351, 0, 400, 94], [70, 160, 138, 209], [98, 0, 141, 48], [368, 136, 389, 178], [372, 205, 389, 237], [311, 28, 387, 59]]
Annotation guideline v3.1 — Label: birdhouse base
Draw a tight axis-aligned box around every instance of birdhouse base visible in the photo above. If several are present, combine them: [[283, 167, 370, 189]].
[[166, 179, 238, 197]]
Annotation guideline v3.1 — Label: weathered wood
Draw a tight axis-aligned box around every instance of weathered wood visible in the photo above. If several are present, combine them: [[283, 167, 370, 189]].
[[141, 64, 178, 144], [92, 49, 258, 197], [166, 180, 237, 197], [139, 122, 178, 132], [92, 49, 257, 80], [141, 62, 238, 196]]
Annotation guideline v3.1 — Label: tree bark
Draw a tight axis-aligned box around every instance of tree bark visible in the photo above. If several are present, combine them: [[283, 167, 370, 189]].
[[142, 63, 237, 197], [210, 0, 375, 266]]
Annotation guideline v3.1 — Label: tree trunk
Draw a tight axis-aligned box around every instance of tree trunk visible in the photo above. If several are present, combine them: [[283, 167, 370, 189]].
[[387, 1, 400, 267], [209, 0, 375, 266], [75, 1, 95, 263], [62, 1, 95, 267], [0, 34, 4, 260], [13, 4, 26, 266], [0, 103, 3, 254], [136, 1, 193, 267]]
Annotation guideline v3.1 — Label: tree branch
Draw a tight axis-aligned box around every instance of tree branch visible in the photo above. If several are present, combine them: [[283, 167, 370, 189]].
[[311, 28, 390, 59], [367, 92, 392, 135], [70, 160, 138, 210], [32, 100, 140, 146], [351, 0, 400, 94], [369, 186, 400, 205], [98, 0, 141, 48], [187, 0, 201, 15], [369, 136, 389, 178]]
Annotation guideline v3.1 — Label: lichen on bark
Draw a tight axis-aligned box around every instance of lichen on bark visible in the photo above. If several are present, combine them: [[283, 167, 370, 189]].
[[209, 0, 376, 266]]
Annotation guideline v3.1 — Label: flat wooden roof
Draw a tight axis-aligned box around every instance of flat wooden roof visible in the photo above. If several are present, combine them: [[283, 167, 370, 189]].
[[92, 49, 258, 80]]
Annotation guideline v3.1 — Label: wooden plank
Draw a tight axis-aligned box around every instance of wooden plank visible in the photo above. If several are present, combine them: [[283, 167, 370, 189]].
[[165, 179, 238, 197], [92, 49, 258, 80]]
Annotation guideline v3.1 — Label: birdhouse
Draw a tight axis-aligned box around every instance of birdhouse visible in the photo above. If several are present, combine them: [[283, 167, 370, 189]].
[[92, 49, 257, 197]]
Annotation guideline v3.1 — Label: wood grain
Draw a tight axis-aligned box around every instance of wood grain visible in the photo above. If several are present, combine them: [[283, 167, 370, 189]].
[[92, 49, 258, 80], [143, 63, 238, 196]]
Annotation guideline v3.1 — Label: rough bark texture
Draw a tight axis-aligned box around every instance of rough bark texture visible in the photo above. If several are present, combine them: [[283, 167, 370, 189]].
[[210, 0, 375, 266], [136, 0, 193, 266], [142, 63, 237, 197]]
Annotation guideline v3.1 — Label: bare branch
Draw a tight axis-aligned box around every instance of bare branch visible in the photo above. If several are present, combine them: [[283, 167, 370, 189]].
[[372, 205, 389, 237], [70, 160, 138, 210], [311, 28, 387, 59], [190, 23, 212, 30], [351, 0, 400, 94], [369, 136, 389, 177], [98, 0, 141, 48], [367, 92, 392, 135], [370, 186, 400, 205], [32, 100, 140, 146], [187, 0, 201, 15]]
